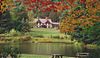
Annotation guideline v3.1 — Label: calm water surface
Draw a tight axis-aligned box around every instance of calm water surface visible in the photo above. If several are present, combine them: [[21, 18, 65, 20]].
[[0, 42, 100, 58]]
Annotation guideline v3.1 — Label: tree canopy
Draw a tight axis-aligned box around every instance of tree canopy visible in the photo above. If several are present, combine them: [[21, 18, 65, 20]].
[[60, 0, 100, 44]]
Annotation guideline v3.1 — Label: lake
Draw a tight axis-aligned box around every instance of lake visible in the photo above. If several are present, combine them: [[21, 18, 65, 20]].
[[0, 42, 100, 58]]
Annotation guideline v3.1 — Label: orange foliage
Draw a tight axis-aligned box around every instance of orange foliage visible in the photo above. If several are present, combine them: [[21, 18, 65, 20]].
[[0, 0, 15, 13], [60, 0, 100, 33]]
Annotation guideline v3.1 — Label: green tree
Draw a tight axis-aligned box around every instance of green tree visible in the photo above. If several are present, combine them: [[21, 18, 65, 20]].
[[82, 22, 100, 44], [0, 10, 13, 33], [10, 2, 30, 32]]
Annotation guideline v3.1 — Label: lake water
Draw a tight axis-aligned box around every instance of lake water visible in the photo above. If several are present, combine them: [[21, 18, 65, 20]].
[[0, 42, 100, 58], [19, 42, 82, 56]]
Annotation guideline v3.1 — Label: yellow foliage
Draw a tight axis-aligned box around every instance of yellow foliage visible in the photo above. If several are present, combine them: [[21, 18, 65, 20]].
[[0, 0, 14, 13], [60, 1, 99, 33]]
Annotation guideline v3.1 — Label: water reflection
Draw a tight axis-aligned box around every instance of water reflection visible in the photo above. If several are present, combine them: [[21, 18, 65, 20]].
[[0, 42, 100, 58], [19, 42, 82, 56]]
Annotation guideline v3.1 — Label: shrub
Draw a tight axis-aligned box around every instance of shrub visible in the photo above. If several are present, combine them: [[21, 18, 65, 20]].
[[20, 36, 32, 41], [1, 46, 20, 58]]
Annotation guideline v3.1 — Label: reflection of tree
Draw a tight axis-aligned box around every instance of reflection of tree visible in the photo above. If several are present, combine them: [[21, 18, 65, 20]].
[[1, 46, 20, 58]]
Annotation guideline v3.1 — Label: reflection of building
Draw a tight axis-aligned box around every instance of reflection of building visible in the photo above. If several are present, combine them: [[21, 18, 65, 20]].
[[35, 18, 59, 28]]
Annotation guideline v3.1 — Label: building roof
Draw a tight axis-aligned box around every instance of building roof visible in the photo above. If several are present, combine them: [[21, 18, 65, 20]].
[[34, 18, 59, 25], [36, 19, 52, 23], [52, 22, 59, 25]]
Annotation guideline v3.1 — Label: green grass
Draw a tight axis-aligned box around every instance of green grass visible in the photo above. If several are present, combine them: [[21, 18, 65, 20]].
[[20, 54, 49, 58], [0, 28, 74, 43], [24, 28, 75, 43], [27, 28, 61, 37], [20, 54, 75, 58]]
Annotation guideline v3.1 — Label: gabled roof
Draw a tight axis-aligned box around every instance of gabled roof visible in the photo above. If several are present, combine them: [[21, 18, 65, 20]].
[[36, 19, 52, 23], [34, 18, 59, 25], [52, 22, 59, 25], [39, 19, 47, 23]]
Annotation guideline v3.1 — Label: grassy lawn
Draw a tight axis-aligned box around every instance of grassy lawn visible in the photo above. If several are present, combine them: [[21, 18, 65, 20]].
[[20, 54, 75, 58], [25, 28, 75, 43], [28, 28, 61, 37], [0, 28, 75, 43]]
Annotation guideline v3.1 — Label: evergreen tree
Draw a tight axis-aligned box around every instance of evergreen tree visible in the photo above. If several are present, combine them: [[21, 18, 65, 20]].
[[0, 10, 13, 33]]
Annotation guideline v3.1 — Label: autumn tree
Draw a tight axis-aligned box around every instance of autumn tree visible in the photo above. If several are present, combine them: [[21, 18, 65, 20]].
[[0, 0, 71, 32], [60, 0, 100, 44], [0, 0, 30, 32]]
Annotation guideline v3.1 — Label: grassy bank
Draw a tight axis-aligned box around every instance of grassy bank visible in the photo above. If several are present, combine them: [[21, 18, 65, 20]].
[[27, 28, 61, 38], [20, 54, 75, 58], [0, 28, 75, 43]]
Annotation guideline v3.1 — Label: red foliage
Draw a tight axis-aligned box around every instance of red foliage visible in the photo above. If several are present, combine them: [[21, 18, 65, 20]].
[[80, 0, 86, 4], [64, 5, 70, 9], [1, 0, 72, 13], [67, 0, 76, 4], [42, 9, 46, 12], [27, 7, 33, 11], [0, 0, 1, 1], [21, 0, 60, 12], [31, 0, 36, 2], [24, 1, 31, 4], [30, 5, 35, 8], [15, 0, 21, 2], [49, 5, 56, 9], [54, 9, 57, 12], [56, 2, 61, 5], [46, 8, 51, 11]]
